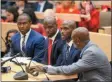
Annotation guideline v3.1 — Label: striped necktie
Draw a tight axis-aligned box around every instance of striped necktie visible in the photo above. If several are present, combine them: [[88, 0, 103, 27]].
[[22, 35, 26, 54], [66, 44, 70, 59]]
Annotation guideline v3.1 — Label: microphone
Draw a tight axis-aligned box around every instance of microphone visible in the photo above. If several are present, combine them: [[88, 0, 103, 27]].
[[1, 35, 26, 57], [9, 38, 28, 80], [1, 53, 21, 66], [26, 40, 58, 80], [13, 57, 28, 80], [1, 36, 6, 44], [1, 53, 28, 80], [1, 36, 28, 80], [27, 40, 57, 68]]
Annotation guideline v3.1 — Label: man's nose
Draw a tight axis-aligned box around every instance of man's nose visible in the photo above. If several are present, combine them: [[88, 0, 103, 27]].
[[61, 29, 64, 34], [46, 28, 50, 32], [20, 24, 24, 28]]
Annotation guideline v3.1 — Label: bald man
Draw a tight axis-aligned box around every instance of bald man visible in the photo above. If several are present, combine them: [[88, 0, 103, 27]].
[[27, 27, 111, 81], [41, 16, 64, 65], [56, 20, 80, 66], [11, 13, 45, 62]]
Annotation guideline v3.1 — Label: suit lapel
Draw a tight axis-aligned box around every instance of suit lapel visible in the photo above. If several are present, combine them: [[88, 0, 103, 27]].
[[69, 44, 75, 57], [51, 31, 61, 56], [50, 31, 62, 64], [13, 33, 21, 52], [25, 30, 33, 55]]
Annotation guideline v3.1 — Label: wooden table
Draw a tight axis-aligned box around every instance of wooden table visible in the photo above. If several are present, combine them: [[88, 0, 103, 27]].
[[1, 58, 77, 81]]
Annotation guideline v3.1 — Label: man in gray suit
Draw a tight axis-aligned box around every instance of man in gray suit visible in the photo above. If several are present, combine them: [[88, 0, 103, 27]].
[[26, 27, 111, 82]]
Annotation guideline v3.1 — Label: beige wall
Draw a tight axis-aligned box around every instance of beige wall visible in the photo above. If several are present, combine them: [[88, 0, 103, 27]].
[[75, 1, 111, 7]]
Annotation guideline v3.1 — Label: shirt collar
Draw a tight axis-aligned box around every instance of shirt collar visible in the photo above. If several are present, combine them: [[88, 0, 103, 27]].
[[50, 29, 59, 41], [67, 40, 73, 48], [20, 29, 31, 38]]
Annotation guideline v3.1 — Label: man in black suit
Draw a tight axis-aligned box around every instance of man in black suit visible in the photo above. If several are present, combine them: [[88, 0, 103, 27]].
[[32, 0, 53, 12], [41, 16, 64, 65]]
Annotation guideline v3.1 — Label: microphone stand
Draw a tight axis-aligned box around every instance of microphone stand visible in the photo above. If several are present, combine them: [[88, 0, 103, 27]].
[[26, 41, 58, 80], [27, 40, 57, 68], [1, 35, 28, 80], [13, 57, 28, 80], [31, 62, 50, 81]]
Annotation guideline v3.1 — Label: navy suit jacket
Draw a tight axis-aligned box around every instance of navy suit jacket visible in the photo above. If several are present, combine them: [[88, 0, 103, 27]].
[[32, 1, 53, 12], [56, 44, 81, 66], [42, 31, 64, 65], [11, 29, 45, 62]]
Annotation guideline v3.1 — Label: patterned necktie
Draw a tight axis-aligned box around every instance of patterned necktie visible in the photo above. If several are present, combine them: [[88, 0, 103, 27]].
[[66, 44, 70, 59], [48, 39, 53, 65], [22, 35, 26, 53]]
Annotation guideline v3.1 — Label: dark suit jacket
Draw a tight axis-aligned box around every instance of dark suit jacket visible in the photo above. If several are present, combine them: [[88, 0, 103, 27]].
[[32, 1, 53, 12], [42, 31, 64, 65], [11, 29, 45, 62], [56, 44, 81, 66]]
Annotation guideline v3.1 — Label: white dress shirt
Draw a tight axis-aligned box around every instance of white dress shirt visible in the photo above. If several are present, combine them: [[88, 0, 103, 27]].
[[38, 1, 46, 12], [20, 29, 31, 52], [49, 29, 59, 44], [67, 40, 73, 51]]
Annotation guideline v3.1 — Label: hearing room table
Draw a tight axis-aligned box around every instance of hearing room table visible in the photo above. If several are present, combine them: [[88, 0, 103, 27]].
[[1, 57, 77, 81]]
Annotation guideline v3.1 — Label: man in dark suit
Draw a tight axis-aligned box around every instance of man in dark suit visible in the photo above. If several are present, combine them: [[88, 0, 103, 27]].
[[32, 0, 53, 12], [11, 13, 45, 62], [56, 20, 80, 66], [27, 27, 111, 81], [42, 16, 64, 65]]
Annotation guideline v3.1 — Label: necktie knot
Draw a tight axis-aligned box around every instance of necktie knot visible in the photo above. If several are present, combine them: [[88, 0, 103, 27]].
[[49, 39, 53, 44]]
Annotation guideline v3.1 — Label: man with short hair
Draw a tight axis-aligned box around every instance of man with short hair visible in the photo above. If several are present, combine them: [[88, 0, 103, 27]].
[[27, 27, 111, 81], [42, 16, 64, 65], [11, 13, 45, 62], [56, 20, 80, 66]]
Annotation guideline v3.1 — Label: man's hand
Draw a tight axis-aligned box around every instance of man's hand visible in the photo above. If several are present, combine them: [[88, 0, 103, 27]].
[[25, 65, 44, 74]]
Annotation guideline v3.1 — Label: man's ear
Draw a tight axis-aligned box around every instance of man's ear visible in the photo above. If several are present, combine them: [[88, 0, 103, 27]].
[[76, 38, 80, 44]]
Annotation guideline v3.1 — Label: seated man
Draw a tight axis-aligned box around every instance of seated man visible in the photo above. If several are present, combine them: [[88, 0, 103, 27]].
[[10, 13, 45, 62], [27, 27, 111, 81], [41, 16, 64, 65], [56, 20, 80, 66]]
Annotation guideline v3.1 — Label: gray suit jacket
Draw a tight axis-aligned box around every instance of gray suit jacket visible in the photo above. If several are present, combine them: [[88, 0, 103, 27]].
[[44, 41, 111, 81]]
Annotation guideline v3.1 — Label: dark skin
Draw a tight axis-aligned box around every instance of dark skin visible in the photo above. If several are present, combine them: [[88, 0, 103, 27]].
[[17, 14, 32, 35], [26, 27, 90, 74], [60, 20, 76, 43], [43, 17, 57, 38], [71, 27, 90, 49]]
